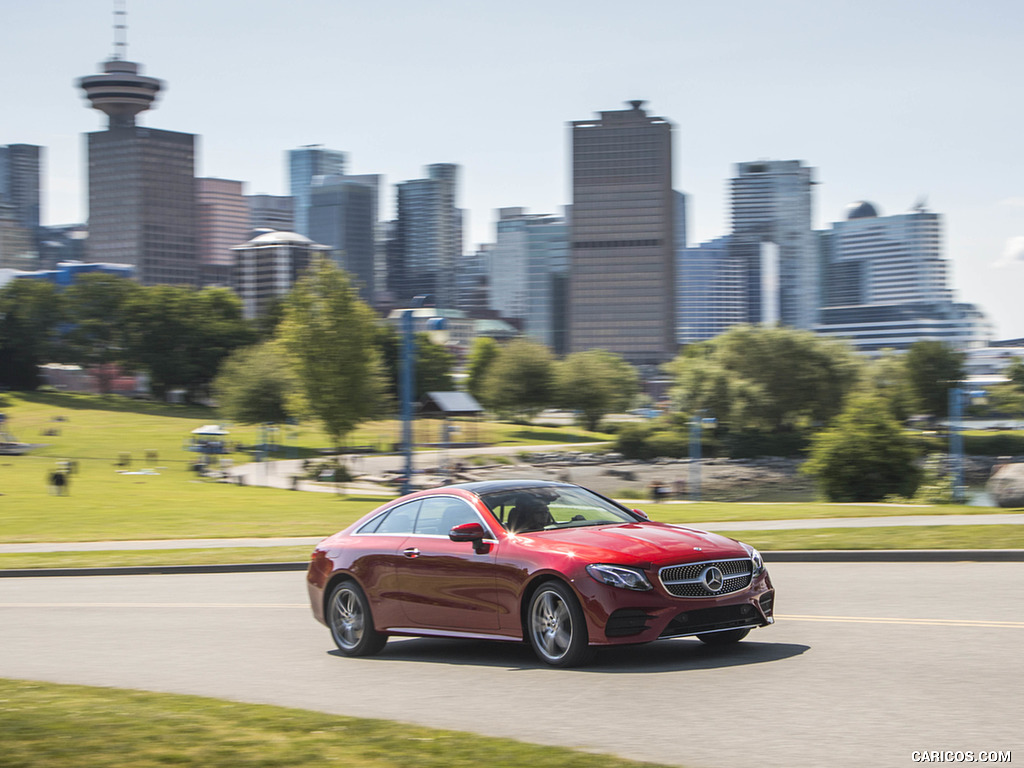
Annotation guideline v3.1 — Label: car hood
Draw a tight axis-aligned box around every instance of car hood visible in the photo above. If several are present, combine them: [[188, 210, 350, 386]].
[[520, 521, 749, 566]]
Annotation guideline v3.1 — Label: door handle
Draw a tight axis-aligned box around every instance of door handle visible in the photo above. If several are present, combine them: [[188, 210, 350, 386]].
[[402, 547, 420, 559]]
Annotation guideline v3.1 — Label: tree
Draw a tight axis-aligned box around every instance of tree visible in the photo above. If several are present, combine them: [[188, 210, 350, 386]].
[[63, 273, 141, 392], [555, 349, 639, 431], [122, 285, 254, 401], [904, 340, 965, 419], [479, 338, 555, 421], [862, 349, 917, 422], [466, 337, 500, 401], [276, 257, 385, 449], [213, 341, 295, 425], [0, 279, 64, 390], [669, 325, 862, 432], [373, 324, 455, 402], [802, 393, 921, 502], [1004, 357, 1024, 390]]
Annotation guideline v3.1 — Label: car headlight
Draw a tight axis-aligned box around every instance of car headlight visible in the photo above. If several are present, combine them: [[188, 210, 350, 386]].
[[743, 544, 765, 575], [586, 564, 652, 591]]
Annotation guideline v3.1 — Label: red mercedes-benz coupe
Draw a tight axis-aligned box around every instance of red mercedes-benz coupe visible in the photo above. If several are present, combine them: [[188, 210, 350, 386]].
[[307, 480, 775, 666]]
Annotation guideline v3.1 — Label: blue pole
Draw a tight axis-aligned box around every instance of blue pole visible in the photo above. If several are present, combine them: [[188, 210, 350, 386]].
[[950, 386, 964, 503], [400, 310, 415, 495], [689, 414, 701, 501]]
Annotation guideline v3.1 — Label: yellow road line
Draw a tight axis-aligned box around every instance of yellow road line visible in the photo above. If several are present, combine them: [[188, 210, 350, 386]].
[[777, 614, 1024, 629]]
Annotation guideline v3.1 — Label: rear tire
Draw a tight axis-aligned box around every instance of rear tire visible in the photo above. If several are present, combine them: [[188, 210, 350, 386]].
[[526, 581, 594, 667], [697, 627, 751, 646], [327, 580, 387, 657]]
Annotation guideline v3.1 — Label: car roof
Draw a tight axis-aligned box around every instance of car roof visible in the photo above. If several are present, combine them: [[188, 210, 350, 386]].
[[443, 479, 570, 496]]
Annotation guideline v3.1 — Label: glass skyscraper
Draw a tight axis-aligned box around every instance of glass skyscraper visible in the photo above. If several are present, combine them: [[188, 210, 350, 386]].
[[288, 146, 347, 238]]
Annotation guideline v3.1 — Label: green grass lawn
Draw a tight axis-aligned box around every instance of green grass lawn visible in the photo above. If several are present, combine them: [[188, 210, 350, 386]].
[[728, 525, 1024, 551], [0, 679, 676, 768], [1, 391, 1020, 564], [632, 501, 1007, 524], [0, 392, 613, 543]]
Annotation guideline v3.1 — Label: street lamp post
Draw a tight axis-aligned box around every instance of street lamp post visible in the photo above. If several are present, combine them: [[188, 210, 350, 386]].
[[688, 412, 716, 501], [949, 386, 987, 504], [399, 296, 438, 496], [399, 308, 416, 496]]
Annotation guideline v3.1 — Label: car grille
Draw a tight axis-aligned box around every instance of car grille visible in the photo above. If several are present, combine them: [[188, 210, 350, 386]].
[[659, 604, 760, 638], [659, 558, 753, 598]]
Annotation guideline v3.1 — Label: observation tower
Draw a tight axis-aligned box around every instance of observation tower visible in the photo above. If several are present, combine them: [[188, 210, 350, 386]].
[[76, 1, 163, 128]]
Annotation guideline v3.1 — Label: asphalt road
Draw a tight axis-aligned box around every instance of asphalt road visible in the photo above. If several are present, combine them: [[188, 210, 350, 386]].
[[1, 564, 1021, 768]]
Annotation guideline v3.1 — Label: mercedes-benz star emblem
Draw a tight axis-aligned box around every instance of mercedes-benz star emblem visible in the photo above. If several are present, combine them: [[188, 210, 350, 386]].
[[701, 565, 725, 592]]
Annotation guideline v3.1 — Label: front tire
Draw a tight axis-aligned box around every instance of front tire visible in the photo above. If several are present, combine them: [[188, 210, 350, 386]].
[[526, 581, 593, 667], [327, 580, 387, 657], [697, 627, 751, 646]]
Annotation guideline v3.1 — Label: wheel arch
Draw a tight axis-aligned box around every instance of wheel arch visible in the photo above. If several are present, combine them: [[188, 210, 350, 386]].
[[518, 573, 578, 635]]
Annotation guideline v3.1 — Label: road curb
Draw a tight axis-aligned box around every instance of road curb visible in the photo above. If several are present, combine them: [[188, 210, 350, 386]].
[[763, 549, 1024, 563], [0, 562, 309, 578], [2, 550, 1024, 577]]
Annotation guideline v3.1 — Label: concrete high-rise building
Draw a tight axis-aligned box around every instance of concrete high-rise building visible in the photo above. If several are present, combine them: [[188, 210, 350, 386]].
[[78, 52, 197, 285], [197, 178, 248, 285], [569, 101, 676, 365], [816, 201, 991, 351], [288, 146, 346, 237], [247, 194, 294, 233], [730, 160, 818, 329], [231, 230, 327, 320], [490, 207, 569, 353], [389, 163, 462, 308], [308, 174, 378, 304]]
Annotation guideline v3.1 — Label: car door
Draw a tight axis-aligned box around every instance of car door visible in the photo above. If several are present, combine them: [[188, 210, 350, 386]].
[[393, 495, 500, 630], [350, 499, 421, 628]]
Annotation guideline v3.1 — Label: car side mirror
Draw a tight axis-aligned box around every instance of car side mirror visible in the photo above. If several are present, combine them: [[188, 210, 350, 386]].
[[449, 522, 485, 542], [449, 522, 490, 554], [632, 508, 650, 520]]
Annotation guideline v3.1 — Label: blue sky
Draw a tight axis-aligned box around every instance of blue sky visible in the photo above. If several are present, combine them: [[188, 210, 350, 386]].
[[4, 0, 1022, 337]]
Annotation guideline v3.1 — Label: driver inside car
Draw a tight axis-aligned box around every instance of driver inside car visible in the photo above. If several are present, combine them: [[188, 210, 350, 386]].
[[507, 493, 553, 533]]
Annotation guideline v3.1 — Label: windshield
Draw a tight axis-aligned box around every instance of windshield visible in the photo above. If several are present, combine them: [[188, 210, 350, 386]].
[[479, 485, 638, 533]]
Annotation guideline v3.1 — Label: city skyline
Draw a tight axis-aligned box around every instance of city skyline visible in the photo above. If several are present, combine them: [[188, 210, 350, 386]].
[[2, 0, 1021, 337]]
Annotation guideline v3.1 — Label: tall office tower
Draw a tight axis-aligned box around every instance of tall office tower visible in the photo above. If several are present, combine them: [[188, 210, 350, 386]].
[[246, 194, 294, 233], [308, 174, 379, 304], [78, 47, 197, 285], [730, 160, 818, 329], [816, 201, 991, 351], [676, 236, 748, 345], [454, 244, 492, 316], [390, 163, 462, 308], [196, 178, 248, 286], [569, 101, 676, 365], [288, 146, 347, 237], [0, 207, 36, 269], [0, 144, 42, 234], [490, 208, 570, 353]]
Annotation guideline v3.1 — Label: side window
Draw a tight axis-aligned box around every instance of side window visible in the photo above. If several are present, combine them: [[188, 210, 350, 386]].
[[413, 497, 481, 536], [371, 500, 420, 535]]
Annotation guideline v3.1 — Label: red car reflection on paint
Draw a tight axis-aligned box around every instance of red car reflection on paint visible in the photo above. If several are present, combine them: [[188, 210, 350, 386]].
[[307, 480, 774, 667]]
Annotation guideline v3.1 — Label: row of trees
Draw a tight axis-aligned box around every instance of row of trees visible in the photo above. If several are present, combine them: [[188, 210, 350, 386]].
[[6, 260, 1023, 502], [0, 274, 254, 398]]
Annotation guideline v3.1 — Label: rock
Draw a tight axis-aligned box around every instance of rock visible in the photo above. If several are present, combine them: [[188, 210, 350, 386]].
[[986, 463, 1024, 508]]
